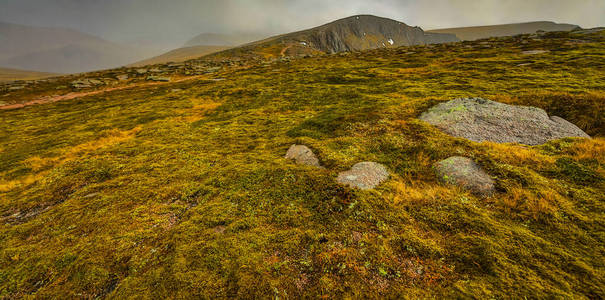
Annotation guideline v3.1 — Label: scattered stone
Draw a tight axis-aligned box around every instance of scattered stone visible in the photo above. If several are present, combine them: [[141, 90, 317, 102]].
[[434, 156, 495, 197], [419, 98, 590, 145], [8, 86, 24, 91], [88, 79, 103, 85], [71, 80, 91, 89], [146, 76, 171, 82], [337, 162, 389, 190], [136, 68, 148, 74], [285, 145, 322, 167], [522, 50, 549, 55], [212, 225, 226, 234], [149, 68, 162, 73], [117, 74, 129, 81], [205, 67, 221, 73]]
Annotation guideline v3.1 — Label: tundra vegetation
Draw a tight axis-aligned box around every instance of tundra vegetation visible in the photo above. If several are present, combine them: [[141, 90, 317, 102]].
[[0, 30, 604, 298]]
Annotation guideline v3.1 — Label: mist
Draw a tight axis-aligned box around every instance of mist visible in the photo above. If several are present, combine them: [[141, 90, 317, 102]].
[[1, 0, 604, 49]]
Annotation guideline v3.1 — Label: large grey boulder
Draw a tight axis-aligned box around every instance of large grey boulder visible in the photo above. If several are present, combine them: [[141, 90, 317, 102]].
[[285, 145, 322, 167], [420, 98, 590, 145], [337, 162, 389, 190], [434, 156, 495, 197]]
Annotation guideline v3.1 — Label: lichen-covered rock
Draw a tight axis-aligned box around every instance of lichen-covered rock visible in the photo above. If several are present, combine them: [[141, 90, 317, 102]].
[[285, 145, 321, 167], [420, 98, 590, 145], [434, 156, 495, 197], [337, 162, 389, 190]]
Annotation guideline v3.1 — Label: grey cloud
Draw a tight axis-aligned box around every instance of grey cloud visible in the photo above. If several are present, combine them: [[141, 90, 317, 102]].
[[0, 0, 603, 49]]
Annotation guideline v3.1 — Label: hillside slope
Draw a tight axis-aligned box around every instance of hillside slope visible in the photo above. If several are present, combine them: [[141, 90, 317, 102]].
[[129, 45, 230, 67], [184, 32, 269, 47], [0, 29, 604, 298], [427, 21, 580, 41], [0, 22, 157, 73], [0, 67, 58, 83]]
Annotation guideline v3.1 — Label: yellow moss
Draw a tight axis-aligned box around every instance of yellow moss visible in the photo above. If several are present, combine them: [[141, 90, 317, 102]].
[[184, 100, 222, 122], [0, 174, 43, 192], [482, 142, 556, 165], [567, 138, 605, 161], [392, 181, 456, 205], [62, 127, 141, 159]]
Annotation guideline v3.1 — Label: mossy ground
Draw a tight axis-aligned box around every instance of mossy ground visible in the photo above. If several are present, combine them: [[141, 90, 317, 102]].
[[1, 31, 604, 298]]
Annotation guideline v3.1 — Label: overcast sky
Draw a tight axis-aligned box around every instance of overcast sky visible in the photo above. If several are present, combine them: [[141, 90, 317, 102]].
[[1, 0, 604, 48]]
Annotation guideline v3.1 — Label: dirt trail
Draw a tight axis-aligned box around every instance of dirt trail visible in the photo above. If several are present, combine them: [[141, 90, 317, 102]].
[[280, 45, 295, 57], [0, 76, 203, 111]]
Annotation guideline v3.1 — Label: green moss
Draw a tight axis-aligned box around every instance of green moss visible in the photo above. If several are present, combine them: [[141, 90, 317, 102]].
[[555, 157, 603, 184], [0, 30, 604, 298]]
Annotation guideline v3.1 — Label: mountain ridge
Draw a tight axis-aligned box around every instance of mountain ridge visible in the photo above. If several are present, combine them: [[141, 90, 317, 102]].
[[246, 15, 459, 54], [427, 21, 580, 40]]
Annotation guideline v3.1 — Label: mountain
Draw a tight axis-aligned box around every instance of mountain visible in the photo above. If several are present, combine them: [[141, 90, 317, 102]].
[[138, 15, 458, 67], [427, 21, 581, 41], [0, 22, 158, 74], [0, 67, 58, 83], [184, 32, 269, 47], [238, 15, 459, 55], [129, 45, 230, 67]]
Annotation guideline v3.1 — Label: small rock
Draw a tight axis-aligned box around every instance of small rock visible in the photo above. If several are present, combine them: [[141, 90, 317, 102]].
[[136, 69, 148, 74], [71, 80, 91, 89], [285, 145, 321, 167], [8, 86, 24, 91], [88, 79, 103, 85], [337, 162, 389, 190], [212, 225, 226, 234], [205, 67, 221, 73], [434, 156, 495, 197], [117, 74, 129, 81], [522, 50, 549, 55], [146, 76, 171, 82]]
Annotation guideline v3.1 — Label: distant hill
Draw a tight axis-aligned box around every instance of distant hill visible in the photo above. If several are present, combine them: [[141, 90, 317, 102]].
[[0, 22, 158, 74], [129, 45, 230, 67], [184, 32, 269, 47], [427, 21, 580, 41], [0, 67, 58, 82], [203, 15, 459, 60]]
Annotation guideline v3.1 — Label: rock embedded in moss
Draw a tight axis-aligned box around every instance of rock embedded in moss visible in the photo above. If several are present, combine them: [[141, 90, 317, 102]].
[[434, 156, 495, 197], [285, 144, 322, 167], [419, 97, 590, 145], [337, 162, 389, 190]]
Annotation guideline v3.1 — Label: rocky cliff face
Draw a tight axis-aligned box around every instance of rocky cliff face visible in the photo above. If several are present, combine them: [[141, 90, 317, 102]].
[[201, 15, 459, 60], [280, 15, 459, 53]]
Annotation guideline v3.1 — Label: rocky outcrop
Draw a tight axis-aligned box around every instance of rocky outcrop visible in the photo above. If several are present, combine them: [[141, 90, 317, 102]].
[[420, 98, 590, 145], [287, 15, 459, 54], [337, 162, 389, 190]]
